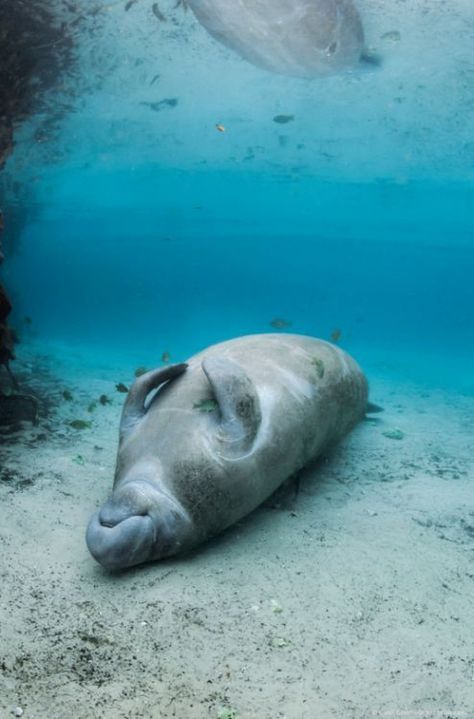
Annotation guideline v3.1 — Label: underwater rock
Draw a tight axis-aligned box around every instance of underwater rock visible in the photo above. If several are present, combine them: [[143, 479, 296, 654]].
[[186, 0, 366, 77], [86, 334, 368, 569]]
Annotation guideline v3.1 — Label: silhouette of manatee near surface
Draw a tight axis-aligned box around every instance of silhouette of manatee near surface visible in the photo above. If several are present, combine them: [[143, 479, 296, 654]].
[[86, 334, 368, 570], [186, 0, 366, 77]]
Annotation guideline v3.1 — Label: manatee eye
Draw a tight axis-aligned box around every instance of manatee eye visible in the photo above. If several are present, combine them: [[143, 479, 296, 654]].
[[327, 41, 338, 56]]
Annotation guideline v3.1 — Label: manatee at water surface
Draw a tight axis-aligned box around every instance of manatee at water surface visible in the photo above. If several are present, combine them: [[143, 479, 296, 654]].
[[186, 0, 366, 77], [86, 334, 369, 570]]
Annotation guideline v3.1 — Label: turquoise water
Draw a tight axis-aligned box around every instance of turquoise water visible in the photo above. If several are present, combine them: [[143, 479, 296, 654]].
[[3, 168, 474, 393]]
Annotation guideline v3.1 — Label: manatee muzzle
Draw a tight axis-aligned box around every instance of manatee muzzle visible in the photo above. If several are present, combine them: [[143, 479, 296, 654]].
[[86, 480, 190, 570]]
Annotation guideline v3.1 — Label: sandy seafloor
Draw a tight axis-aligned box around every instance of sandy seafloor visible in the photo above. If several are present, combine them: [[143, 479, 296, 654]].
[[0, 339, 473, 719]]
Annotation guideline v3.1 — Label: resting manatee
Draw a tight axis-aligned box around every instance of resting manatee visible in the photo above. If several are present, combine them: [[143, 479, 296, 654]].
[[186, 0, 367, 77], [86, 334, 368, 570]]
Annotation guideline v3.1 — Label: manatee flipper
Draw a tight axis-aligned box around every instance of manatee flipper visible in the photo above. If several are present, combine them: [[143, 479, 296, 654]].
[[120, 363, 187, 441], [360, 50, 382, 68], [366, 401, 384, 414], [264, 470, 301, 510], [202, 356, 261, 455]]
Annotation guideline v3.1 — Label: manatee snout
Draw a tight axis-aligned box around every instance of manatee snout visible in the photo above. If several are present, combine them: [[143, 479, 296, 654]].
[[86, 480, 191, 570]]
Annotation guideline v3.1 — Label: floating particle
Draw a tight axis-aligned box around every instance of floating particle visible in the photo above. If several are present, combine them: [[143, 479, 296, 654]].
[[216, 123, 226, 132], [330, 328, 342, 342], [161, 351, 171, 363]]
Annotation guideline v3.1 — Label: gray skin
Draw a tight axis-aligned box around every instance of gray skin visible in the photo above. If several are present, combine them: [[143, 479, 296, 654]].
[[86, 334, 368, 570], [186, 0, 366, 78]]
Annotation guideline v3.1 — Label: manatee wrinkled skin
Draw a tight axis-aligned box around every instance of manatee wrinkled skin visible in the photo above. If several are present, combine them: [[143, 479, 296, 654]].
[[86, 334, 368, 570], [186, 0, 365, 77]]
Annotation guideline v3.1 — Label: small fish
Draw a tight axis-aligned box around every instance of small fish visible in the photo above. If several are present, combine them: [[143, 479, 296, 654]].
[[330, 328, 342, 343], [161, 351, 171, 363], [125, 0, 138, 10], [72, 455, 85, 465], [69, 419, 92, 430], [62, 390, 73, 401], [193, 398, 218, 412], [99, 394, 111, 406], [87, 402, 97, 413], [134, 366, 148, 377], [310, 357, 325, 379], [381, 30, 401, 42], [115, 382, 129, 393], [141, 98, 178, 112], [216, 123, 226, 133], [270, 318, 292, 329], [360, 51, 382, 67], [152, 2, 166, 21], [273, 115, 294, 124], [382, 429, 405, 441]]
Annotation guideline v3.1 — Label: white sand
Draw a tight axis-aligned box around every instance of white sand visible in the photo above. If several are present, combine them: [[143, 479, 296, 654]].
[[0, 342, 473, 719]]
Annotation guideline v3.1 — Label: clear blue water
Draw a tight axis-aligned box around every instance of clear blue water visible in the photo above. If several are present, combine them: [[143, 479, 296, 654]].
[[4, 168, 474, 394]]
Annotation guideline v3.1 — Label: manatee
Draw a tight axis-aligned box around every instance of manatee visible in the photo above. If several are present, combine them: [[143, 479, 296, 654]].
[[86, 334, 368, 570], [186, 0, 367, 78]]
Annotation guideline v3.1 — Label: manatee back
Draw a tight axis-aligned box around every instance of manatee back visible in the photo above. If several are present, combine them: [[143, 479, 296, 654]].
[[116, 334, 368, 542]]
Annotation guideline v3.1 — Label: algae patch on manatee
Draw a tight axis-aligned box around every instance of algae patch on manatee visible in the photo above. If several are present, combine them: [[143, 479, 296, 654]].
[[310, 357, 325, 378], [193, 398, 218, 412]]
